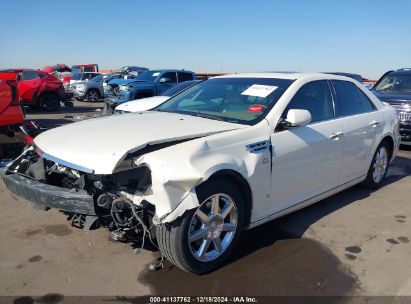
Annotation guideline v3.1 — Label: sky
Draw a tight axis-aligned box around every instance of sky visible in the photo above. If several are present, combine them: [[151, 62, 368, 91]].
[[0, 0, 410, 80]]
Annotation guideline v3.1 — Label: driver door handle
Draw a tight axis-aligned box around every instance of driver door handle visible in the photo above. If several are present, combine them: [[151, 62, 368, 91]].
[[330, 131, 344, 140]]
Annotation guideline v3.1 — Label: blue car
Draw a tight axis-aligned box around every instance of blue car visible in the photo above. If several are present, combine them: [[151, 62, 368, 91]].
[[105, 69, 196, 108]]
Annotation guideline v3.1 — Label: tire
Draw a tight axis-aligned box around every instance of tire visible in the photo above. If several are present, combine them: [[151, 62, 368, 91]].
[[86, 89, 100, 102], [39, 93, 60, 112], [362, 141, 391, 189], [156, 179, 245, 273]]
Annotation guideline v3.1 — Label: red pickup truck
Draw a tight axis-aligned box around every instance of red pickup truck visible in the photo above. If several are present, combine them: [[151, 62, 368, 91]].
[[0, 71, 25, 161]]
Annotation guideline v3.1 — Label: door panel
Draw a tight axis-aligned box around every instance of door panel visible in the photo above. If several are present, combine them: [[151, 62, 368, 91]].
[[268, 120, 344, 215], [330, 80, 384, 182], [338, 112, 383, 182]]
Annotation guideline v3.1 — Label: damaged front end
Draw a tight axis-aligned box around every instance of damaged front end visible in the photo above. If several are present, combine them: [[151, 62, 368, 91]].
[[1, 147, 156, 242]]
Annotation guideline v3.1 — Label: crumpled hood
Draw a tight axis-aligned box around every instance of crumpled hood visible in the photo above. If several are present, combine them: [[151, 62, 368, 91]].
[[33, 111, 245, 174]]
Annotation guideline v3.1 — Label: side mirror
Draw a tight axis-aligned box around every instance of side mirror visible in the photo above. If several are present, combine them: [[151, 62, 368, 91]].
[[286, 109, 312, 127], [159, 78, 168, 83]]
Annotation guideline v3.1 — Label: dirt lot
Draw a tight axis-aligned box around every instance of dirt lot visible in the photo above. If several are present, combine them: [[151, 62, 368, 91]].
[[0, 101, 410, 300]]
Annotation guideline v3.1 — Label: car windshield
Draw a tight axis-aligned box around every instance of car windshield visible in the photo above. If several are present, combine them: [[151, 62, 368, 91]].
[[71, 73, 82, 80], [90, 74, 104, 82], [156, 77, 293, 125], [375, 73, 411, 93], [161, 81, 200, 97], [136, 70, 161, 82]]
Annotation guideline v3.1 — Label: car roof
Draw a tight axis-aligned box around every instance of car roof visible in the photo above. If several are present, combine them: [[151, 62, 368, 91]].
[[390, 68, 411, 75], [213, 72, 357, 82]]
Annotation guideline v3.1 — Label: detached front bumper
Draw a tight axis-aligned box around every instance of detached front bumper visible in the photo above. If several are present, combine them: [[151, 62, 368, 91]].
[[1, 171, 96, 215]]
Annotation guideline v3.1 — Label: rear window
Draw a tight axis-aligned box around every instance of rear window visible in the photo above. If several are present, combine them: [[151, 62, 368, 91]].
[[178, 72, 194, 83]]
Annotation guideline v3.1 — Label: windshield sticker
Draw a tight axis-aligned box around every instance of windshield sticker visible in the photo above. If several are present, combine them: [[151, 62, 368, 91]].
[[241, 85, 278, 98], [152, 72, 160, 77], [248, 104, 265, 113]]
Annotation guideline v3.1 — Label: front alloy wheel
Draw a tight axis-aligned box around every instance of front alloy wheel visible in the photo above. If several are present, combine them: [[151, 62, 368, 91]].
[[188, 193, 238, 262], [156, 179, 245, 273]]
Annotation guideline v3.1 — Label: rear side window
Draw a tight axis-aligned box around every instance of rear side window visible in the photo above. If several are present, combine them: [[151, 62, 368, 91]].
[[332, 80, 375, 116], [161, 72, 177, 84], [21, 71, 39, 81], [284, 80, 334, 123], [178, 72, 194, 83]]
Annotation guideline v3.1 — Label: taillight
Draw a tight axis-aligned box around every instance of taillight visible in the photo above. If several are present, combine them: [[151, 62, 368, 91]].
[[6, 80, 19, 106]]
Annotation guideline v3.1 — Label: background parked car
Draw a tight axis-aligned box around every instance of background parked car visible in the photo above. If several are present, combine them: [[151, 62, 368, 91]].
[[69, 72, 101, 86], [103, 74, 138, 97], [114, 79, 201, 114], [372, 68, 411, 145], [2, 69, 67, 111], [72, 74, 108, 102], [106, 69, 196, 109]]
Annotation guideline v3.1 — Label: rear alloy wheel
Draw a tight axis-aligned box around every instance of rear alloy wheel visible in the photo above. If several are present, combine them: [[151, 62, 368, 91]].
[[362, 141, 391, 188], [86, 89, 100, 102], [40, 93, 60, 112], [156, 179, 245, 273]]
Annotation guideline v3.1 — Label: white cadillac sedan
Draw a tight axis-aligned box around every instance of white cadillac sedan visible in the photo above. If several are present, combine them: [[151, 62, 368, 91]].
[[2, 73, 399, 273]]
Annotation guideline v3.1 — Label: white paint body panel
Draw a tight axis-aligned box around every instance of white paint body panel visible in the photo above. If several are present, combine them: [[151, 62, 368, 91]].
[[32, 73, 400, 226], [33, 112, 245, 174]]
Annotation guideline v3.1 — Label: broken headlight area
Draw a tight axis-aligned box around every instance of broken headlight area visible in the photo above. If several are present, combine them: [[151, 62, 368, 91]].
[[5, 149, 156, 244], [7, 149, 151, 194]]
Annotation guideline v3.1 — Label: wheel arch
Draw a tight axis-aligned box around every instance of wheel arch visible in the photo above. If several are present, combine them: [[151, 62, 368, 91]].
[[380, 134, 395, 160], [205, 169, 253, 228]]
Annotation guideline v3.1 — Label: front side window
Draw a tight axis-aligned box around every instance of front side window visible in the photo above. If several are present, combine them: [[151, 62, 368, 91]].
[[332, 80, 374, 117], [283, 80, 334, 123], [157, 77, 293, 125], [374, 73, 411, 93], [21, 71, 39, 81]]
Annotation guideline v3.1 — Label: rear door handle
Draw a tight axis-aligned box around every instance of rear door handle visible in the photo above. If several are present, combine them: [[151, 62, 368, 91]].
[[370, 120, 379, 127], [330, 131, 344, 140]]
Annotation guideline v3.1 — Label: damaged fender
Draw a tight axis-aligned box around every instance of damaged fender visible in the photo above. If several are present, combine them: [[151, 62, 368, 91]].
[[130, 121, 273, 224]]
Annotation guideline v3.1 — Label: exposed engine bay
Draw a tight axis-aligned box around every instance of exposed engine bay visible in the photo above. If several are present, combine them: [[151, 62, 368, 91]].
[[5, 148, 158, 246]]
